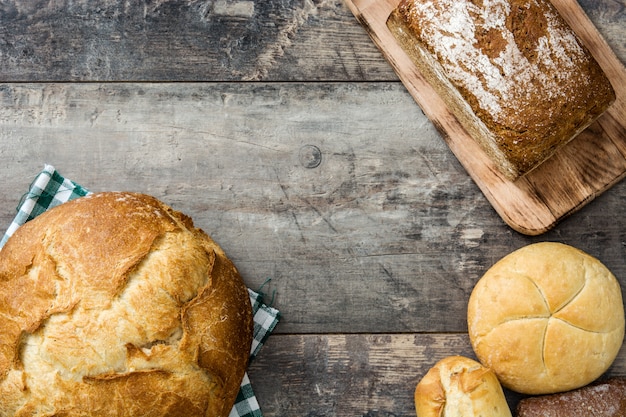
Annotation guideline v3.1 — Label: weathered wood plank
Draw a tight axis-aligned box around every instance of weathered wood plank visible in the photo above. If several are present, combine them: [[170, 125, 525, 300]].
[[578, 0, 626, 65], [0, 0, 622, 82], [247, 333, 626, 416], [1, 82, 625, 335], [0, 0, 395, 81]]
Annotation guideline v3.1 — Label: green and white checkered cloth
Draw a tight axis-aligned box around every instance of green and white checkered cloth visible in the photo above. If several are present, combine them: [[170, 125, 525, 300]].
[[1, 164, 280, 417]]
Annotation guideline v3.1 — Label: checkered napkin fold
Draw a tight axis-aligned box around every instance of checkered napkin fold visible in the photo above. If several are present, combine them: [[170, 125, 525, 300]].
[[0, 164, 280, 417]]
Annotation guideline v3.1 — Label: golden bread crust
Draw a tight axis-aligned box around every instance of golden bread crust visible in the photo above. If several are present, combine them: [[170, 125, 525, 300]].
[[0, 192, 253, 416], [415, 355, 512, 416], [467, 242, 625, 395]]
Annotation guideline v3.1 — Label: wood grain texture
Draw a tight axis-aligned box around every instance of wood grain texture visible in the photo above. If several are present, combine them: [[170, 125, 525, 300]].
[[1, 82, 625, 335], [0, 0, 622, 82], [577, 0, 626, 65], [0, 0, 396, 82], [247, 333, 626, 416], [345, 0, 626, 235]]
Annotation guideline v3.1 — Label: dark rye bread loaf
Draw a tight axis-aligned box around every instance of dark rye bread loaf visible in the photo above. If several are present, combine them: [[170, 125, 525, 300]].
[[387, 0, 615, 180], [516, 378, 626, 417]]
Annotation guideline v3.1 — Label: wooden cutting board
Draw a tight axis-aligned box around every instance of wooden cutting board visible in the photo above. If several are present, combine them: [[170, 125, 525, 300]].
[[345, 0, 626, 235]]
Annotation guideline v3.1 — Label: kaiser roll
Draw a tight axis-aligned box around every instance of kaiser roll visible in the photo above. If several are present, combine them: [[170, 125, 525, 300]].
[[415, 355, 512, 417], [0, 192, 254, 416], [468, 242, 625, 395]]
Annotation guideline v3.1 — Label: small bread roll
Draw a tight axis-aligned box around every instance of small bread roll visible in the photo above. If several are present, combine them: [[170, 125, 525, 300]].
[[415, 355, 512, 417], [468, 242, 625, 395]]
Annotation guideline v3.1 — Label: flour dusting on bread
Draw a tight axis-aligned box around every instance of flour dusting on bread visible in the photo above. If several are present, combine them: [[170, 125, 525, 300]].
[[387, 0, 615, 179]]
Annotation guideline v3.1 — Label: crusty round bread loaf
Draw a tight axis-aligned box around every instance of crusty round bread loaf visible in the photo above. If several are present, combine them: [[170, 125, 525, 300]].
[[0, 192, 253, 416], [468, 242, 625, 395], [415, 355, 512, 417]]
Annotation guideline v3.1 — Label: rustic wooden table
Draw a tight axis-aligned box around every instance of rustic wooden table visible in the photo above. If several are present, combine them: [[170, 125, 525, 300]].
[[1, 1, 625, 416]]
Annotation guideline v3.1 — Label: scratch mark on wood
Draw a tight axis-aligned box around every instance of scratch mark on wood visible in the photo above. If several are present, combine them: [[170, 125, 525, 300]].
[[244, 0, 335, 80], [459, 227, 485, 251], [213, 0, 255, 17]]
